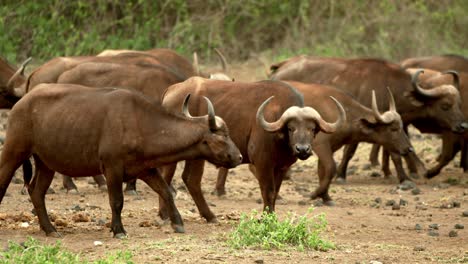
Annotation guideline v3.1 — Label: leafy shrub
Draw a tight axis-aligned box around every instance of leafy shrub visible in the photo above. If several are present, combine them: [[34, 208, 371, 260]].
[[227, 208, 334, 251], [0, 237, 133, 264]]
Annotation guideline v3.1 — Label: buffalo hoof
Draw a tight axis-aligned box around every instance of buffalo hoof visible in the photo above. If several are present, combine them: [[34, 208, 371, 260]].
[[425, 170, 439, 179], [213, 189, 226, 197], [98, 185, 108, 192], [323, 200, 336, 206], [67, 188, 79, 194], [207, 217, 218, 224], [124, 189, 138, 196], [335, 177, 347, 185], [47, 231, 62, 238], [172, 224, 185, 233], [114, 233, 127, 239], [409, 173, 420, 180]]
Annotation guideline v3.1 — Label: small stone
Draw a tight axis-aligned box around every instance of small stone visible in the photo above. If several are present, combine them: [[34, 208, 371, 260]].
[[256, 199, 262, 204], [71, 205, 83, 212], [411, 188, 421, 195], [392, 204, 401, 210], [454, 224, 464, 229], [97, 219, 106, 226], [347, 211, 353, 215], [452, 201, 461, 208], [93, 241, 103, 246], [399, 180, 416, 190], [413, 246, 425, 251], [12, 177, 23, 184], [449, 230, 458, 237], [298, 200, 307, 206], [374, 197, 382, 204], [462, 211, 468, 217], [428, 223, 439, 230], [464, 189, 468, 196], [369, 261, 382, 264], [79, 198, 85, 203], [72, 213, 90, 222], [254, 259, 264, 264], [437, 183, 450, 189], [370, 171, 381, 177], [428, 230, 439, 237], [362, 164, 372, 170], [385, 200, 396, 206], [20, 222, 29, 228], [139, 220, 153, 227], [415, 224, 422, 230], [399, 199, 408, 206]]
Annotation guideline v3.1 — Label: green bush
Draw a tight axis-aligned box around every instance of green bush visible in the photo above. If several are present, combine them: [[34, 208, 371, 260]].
[[227, 208, 334, 251], [1, 0, 467, 64], [0, 237, 133, 264]]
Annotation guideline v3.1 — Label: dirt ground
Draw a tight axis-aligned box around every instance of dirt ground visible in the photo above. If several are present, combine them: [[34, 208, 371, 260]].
[[0, 61, 466, 263]]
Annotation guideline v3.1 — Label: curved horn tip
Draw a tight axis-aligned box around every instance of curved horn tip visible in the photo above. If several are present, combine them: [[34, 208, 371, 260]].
[[329, 96, 347, 122]]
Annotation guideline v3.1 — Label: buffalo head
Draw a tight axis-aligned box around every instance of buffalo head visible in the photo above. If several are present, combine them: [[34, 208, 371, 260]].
[[257, 96, 346, 160], [182, 94, 242, 168], [409, 69, 468, 133], [360, 89, 413, 156]]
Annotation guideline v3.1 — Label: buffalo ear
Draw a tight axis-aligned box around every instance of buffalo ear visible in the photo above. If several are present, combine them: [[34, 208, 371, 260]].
[[404, 91, 424, 107], [358, 118, 377, 134]]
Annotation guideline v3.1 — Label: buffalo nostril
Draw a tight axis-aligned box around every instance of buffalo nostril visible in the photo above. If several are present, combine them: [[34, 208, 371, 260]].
[[408, 147, 414, 153], [239, 154, 243, 162]]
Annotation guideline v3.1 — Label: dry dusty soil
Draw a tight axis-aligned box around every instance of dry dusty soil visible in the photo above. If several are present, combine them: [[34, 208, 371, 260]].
[[0, 61, 466, 263]]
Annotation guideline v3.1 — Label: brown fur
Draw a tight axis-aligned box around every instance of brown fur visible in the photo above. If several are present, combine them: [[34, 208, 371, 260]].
[[0, 83, 241, 237]]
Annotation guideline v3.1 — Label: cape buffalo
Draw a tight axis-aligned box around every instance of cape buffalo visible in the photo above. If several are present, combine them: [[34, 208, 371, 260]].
[[270, 56, 467, 183], [0, 83, 242, 238], [157, 77, 345, 222], [215, 81, 413, 204]]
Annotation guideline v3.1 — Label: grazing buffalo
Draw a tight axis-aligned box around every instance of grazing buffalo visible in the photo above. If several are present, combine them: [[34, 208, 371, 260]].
[[216, 81, 413, 204], [270, 56, 467, 182], [158, 77, 345, 222], [0, 83, 242, 238], [404, 69, 468, 177]]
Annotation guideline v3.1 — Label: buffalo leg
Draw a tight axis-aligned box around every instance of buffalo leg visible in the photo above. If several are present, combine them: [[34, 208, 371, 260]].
[[310, 144, 335, 205], [181, 159, 217, 223], [102, 162, 126, 238], [381, 149, 391, 178], [255, 163, 277, 212], [336, 143, 358, 183], [62, 175, 78, 192], [403, 151, 427, 178], [215, 168, 229, 196], [139, 168, 184, 233], [29, 157, 58, 237], [124, 179, 137, 195], [389, 151, 411, 182], [460, 139, 468, 172], [21, 160, 33, 194], [369, 144, 381, 166], [427, 133, 460, 178], [158, 163, 178, 220]]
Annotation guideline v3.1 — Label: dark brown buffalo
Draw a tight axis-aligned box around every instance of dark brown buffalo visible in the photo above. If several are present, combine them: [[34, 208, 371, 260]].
[[403, 68, 468, 177], [270, 56, 467, 183], [158, 77, 345, 222], [401, 54, 468, 73], [0, 83, 242, 238], [215, 81, 413, 204]]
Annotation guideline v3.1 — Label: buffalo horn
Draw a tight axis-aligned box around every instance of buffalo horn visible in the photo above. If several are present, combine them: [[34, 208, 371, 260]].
[[193, 52, 201, 76], [442, 70, 460, 90], [182, 94, 193, 117], [203, 96, 218, 131], [6, 57, 32, 96], [214, 48, 228, 73], [311, 96, 346, 133], [257, 96, 285, 132], [371, 90, 393, 124], [412, 69, 447, 98], [387, 87, 397, 113]]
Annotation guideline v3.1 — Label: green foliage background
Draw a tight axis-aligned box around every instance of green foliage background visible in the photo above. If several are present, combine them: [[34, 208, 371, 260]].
[[1, 0, 467, 64]]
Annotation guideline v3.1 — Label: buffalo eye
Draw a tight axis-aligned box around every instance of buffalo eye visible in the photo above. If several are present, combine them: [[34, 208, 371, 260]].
[[441, 103, 451, 111], [288, 127, 295, 132]]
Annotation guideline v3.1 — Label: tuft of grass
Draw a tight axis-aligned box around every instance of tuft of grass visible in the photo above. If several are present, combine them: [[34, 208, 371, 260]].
[[0, 237, 133, 264], [227, 207, 334, 251]]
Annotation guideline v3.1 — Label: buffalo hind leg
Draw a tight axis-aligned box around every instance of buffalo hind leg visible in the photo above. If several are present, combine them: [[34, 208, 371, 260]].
[[427, 133, 460, 178], [369, 144, 381, 166], [158, 163, 178, 220], [181, 160, 217, 223], [62, 175, 78, 192], [102, 161, 126, 238], [215, 168, 229, 196], [139, 168, 184, 233], [460, 140, 468, 172], [29, 156, 58, 237], [336, 143, 358, 184]]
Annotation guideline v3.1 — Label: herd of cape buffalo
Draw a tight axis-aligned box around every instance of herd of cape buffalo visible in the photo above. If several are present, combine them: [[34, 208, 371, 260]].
[[0, 49, 466, 239]]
